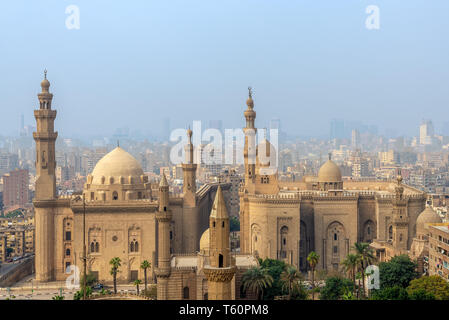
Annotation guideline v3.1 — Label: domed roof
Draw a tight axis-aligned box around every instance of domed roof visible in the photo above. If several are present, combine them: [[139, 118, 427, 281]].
[[416, 206, 442, 233], [318, 159, 342, 183], [91, 147, 144, 185], [199, 228, 209, 251]]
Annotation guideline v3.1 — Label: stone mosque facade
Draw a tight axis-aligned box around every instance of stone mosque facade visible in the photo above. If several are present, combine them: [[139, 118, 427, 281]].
[[32, 74, 243, 292], [33, 73, 433, 299], [238, 91, 429, 272]]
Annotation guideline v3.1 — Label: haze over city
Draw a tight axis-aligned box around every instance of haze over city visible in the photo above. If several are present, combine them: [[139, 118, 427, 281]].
[[1, 0, 449, 139]]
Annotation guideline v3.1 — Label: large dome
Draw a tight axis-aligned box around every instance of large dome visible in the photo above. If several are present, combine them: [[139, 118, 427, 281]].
[[318, 159, 342, 183], [199, 228, 210, 252], [416, 206, 442, 234], [91, 147, 144, 185]]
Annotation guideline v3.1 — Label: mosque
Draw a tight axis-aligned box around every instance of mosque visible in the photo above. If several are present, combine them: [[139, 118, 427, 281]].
[[33, 72, 434, 300]]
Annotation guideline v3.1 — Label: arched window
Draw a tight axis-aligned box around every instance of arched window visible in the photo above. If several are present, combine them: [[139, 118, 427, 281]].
[[222, 221, 225, 228], [399, 233, 403, 242], [113, 191, 118, 200], [334, 233, 338, 241], [204, 293, 208, 300], [388, 225, 393, 240], [90, 242, 95, 253], [66, 248, 71, 256], [219, 254, 223, 268], [130, 242, 135, 252], [183, 287, 189, 299], [95, 242, 100, 253], [134, 241, 139, 252]]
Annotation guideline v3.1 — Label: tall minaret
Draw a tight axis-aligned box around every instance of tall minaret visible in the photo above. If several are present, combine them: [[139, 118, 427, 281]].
[[392, 172, 409, 251], [33, 70, 58, 282], [182, 128, 199, 252], [155, 173, 172, 300], [203, 186, 236, 300], [34, 70, 57, 200], [243, 87, 257, 191]]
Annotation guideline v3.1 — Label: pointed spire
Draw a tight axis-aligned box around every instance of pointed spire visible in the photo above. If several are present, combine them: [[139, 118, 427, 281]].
[[117, 140, 120, 148], [328, 152, 332, 161], [210, 186, 228, 219], [160, 172, 168, 187], [187, 126, 193, 144], [44, 69, 47, 80]]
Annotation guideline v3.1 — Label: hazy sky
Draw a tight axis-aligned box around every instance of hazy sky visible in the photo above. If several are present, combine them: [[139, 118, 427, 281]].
[[1, 1, 448, 139]]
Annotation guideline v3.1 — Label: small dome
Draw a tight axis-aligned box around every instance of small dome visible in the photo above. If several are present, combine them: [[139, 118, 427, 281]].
[[91, 147, 144, 185], [199, 228, 209, 251], [318, 159, 342, 183], [416, 206, 442, 234], [246, 97, 254, 108]]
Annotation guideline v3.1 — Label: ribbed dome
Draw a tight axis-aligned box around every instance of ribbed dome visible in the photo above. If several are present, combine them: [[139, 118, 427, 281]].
[[199, 228, 209, 251], [318, 159, 342, 183], [416, 206, 442, 234], [91, 147, 144, 185]]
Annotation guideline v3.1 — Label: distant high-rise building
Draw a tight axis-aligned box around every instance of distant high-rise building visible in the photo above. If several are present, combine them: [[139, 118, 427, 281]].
[[330, 119, 345, 140], [2, 169, 29, 208], [420, 120, 434, 145], [351, 129, 360, 150]]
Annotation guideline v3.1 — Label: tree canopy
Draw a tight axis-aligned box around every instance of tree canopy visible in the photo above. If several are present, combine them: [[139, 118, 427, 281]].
[[407, 275, 449, 300], [379, 255, 418, 289], [319, 276, 354, 300]]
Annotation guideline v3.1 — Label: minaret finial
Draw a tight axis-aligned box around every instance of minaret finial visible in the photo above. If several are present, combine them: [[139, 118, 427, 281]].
[[44, 69, 47, 80], [117, 140, 120, 147], [248, 86, 253, 98], [328, 152, 332, 161]]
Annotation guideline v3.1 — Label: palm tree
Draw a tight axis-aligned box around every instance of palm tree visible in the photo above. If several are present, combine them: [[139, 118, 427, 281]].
[[109, 257, 121, 294], [341, 253, 359, 296], [241, 266, 274, 300], [280, 266, 301, 300], [307, 251, 319, 300], [134, 279, 142, 295], [352, 242, 375, 298], [140, 260, 151, 292]]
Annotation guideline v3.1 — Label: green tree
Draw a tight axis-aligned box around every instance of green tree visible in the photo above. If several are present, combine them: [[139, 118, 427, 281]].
[[407, 275, 449, 300], [408, 289, 435, 300], [319, 276, 354, 300], [258, 258, 287, 299], [341, 253, 359, 296], [307, 251, 319, 300], [379, 255, 418, 289], [352, 242, 375, 297], [140, 260, 151, 291], [52, 295, 65, 300], [241, 266, 274, 300], [74, 286, 92, 300], [370, 286, 409, 300], [280, 266, 301, 300], [109, 257, 121, 294], [134, 279, 142, 295]]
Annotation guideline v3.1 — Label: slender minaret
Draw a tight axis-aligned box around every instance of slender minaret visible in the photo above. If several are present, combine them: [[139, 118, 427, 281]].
[[34, 70, 57, 200], [182, 128, 199, 252], [203, 186, 236, 300], [392, 172, 409, 250], [33, 70, 58, 282], [243, 87, 257, 190], [155, 173, 172, 300], [182, 128, 197, 197]]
